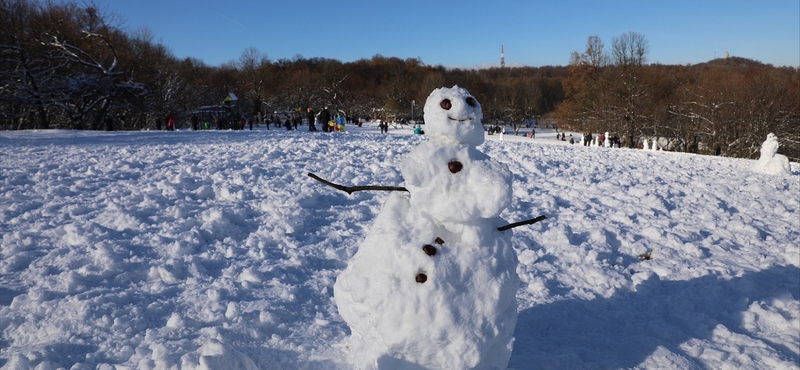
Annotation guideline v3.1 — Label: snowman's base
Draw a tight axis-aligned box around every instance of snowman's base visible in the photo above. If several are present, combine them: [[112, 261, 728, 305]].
[[342, 331, 515, 370], [334, 193, 519, 370]]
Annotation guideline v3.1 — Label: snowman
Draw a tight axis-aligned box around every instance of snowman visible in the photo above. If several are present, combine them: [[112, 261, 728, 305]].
[[754, 133, 791, 175], [333, 86, 520, 370]]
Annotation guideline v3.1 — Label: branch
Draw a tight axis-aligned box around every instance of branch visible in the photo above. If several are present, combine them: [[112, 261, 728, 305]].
[[44, 33, 123, 78], [308, 173, 408, 194], [497, 215, 547, 231]]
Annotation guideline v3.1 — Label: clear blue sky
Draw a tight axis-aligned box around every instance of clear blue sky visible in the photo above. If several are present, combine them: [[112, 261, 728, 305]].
[[81, 0, 799, 68]]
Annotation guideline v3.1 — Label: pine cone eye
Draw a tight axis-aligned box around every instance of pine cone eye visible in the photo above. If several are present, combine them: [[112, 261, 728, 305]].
[[466, 97, 476, 107], [448, 160, 463, 173], [440, 99, 452, 110], [422, 244, 437, 256]]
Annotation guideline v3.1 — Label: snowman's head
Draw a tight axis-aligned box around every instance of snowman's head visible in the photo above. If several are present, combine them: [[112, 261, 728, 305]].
[[761, 132, 780, 157], [423, 86, 484, 146]]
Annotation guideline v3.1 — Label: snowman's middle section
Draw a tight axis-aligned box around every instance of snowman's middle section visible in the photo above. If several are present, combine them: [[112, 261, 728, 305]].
[[401, 140, 513, 223]]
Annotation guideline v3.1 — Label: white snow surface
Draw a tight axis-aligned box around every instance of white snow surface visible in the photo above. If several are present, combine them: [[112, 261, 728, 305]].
[[0, 124, 798, 370]]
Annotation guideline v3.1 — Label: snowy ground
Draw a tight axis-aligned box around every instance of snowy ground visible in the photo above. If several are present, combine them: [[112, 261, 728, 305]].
[[1, 122, 798, 370]]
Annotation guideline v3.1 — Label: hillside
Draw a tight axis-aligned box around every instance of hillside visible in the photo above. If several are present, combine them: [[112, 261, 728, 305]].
[[699, 55, 768, 68]]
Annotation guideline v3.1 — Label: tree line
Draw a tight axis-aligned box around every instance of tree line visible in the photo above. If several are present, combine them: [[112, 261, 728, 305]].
[[2, 0, 797, 161], [555, 34, 799, 161]]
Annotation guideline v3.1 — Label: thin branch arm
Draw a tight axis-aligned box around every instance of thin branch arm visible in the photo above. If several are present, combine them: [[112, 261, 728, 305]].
[[308, 173, 408, 194], [497, 215, 547, 231]]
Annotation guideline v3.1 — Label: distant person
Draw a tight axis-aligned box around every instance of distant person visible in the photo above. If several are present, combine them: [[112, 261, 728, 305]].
[[319, 107, 331, 133], [335, 114, 345, 132], [306, 108, 316, 131]]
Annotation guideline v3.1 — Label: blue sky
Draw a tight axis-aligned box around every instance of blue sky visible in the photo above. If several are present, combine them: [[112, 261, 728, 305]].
[[82, 0, 798, 68]]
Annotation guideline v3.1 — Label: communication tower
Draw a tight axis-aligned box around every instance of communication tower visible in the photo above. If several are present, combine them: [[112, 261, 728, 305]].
[[501, 45, 505, 68]]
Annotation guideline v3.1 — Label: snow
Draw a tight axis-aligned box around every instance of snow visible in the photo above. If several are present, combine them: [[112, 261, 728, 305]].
[[0, 121, 798, 370]]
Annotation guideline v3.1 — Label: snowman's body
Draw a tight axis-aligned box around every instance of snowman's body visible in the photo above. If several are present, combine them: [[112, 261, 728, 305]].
[[334, 86, 520, 370]]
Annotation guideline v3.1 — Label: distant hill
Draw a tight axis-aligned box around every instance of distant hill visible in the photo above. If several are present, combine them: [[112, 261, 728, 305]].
[[698, 56, 767, 68]]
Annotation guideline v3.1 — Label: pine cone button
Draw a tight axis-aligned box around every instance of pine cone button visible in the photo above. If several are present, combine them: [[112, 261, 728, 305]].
[[448, 160, 463, 173], [422, 244, 437, 256], [416, 273, 427, 283]]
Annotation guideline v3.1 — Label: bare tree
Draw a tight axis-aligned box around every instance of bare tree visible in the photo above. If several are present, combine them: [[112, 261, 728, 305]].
[[319, 58, 348, 114], [32, 3, 146, 130], [0, 0, 59, 129], [556, 35, 613, 134], [239, 47, 271, 120], [495, 76, 542, 135], [571, 35, 609, 68], [612, 31, 649, 67], [610, 32, 651, 147]]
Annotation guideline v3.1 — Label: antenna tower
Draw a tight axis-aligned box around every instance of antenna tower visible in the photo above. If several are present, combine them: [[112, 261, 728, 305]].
[[501, 45, 505, 68]]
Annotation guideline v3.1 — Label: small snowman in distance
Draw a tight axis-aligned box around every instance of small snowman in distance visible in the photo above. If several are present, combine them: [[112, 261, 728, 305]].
[[754, 133, 791, 175], [333, 86, 520, 370]]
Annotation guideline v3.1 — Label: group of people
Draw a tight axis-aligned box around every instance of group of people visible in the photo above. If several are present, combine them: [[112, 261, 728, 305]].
[[157, 115, 176, 131], [581, 132, 622, 147], [261, 115, 298, 130], [306, 107, 347, 132], [378, 121, 389, 133], [161, 107, 358, 133], [164, 113, 297, 131], [487, 125, 505, 135]]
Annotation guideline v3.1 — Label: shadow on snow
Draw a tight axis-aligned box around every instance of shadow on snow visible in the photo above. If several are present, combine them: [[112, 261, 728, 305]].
[[510, 264, 800, 370]]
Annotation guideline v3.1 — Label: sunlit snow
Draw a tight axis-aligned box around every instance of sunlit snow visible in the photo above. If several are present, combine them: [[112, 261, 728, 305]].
[[0, 122, 798, 370]]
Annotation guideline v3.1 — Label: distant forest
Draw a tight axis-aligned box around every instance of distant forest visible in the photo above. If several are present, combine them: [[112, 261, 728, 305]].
[[2, 0, 798, 160]]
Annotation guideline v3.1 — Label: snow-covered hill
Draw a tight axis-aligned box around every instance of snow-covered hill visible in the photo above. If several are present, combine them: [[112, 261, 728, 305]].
[[1, 124, 798, 370]]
